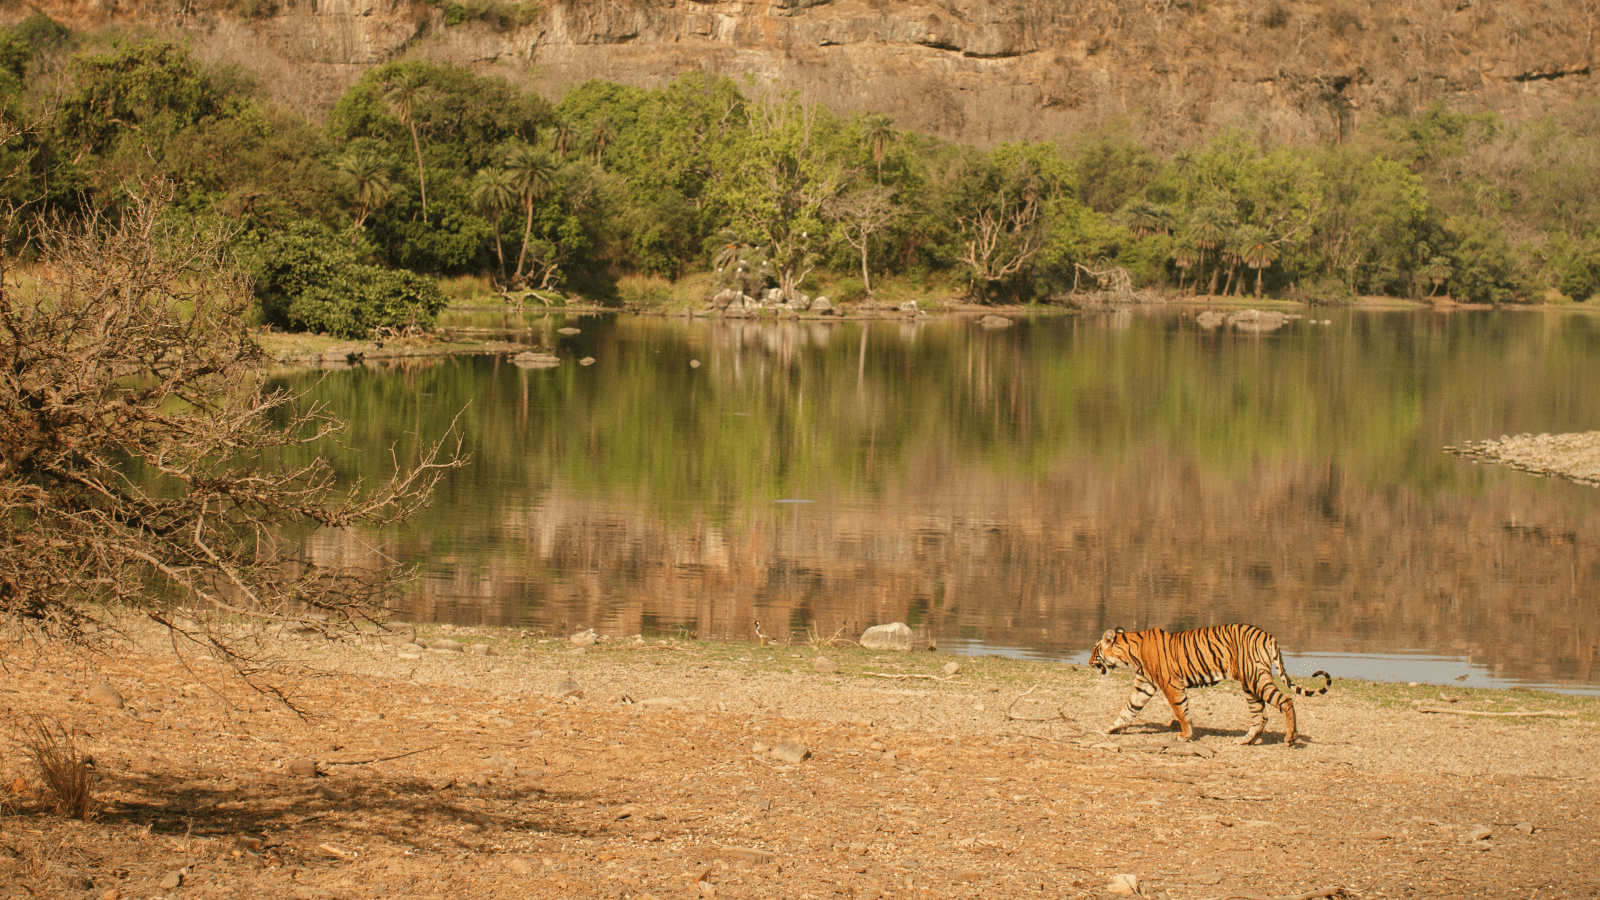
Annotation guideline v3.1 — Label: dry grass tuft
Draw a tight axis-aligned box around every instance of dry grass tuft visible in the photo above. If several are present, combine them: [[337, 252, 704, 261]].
[[18, 716, 97, 820]]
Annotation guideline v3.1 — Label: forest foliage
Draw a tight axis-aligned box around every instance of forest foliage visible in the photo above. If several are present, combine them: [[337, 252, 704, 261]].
[[4, 15, 1600, 334]]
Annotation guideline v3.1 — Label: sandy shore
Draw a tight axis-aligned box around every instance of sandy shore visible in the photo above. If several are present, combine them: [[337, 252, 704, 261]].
[[3, 622, 1597, 900]]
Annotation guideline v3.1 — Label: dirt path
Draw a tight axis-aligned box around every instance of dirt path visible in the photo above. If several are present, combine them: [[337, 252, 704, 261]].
[[4, 623, 1597, 900]]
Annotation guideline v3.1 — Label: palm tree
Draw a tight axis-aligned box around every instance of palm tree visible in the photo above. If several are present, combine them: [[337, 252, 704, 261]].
[[1189, 206, 1235, 296], [333, 147, 392, 234], [503, 143, 558, 283], [383, 69, 430, 221], [1172, 244, 1200, 292], [469, 167, 519, 282], [1425, 256, 1454, 297], [862, 113, 895, 184], [1231, 225, 1281, 299], [1121, 200, 1177, 238], [586, 118, 614, 165], [551, 120, 575, 159]]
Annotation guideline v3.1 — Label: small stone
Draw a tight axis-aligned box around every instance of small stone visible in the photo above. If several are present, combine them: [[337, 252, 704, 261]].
[[1516, 822, 1535, 835], [397, 652, 421, 660], [286, 759, 319, 778], [558, 327, 581, 335], [484, 753, 514, 769], [466, 643, 495, 656], [813, 657, 840, 674], [720, 846, 775, 863], [1463, 826, 1493, 842], [1358, 830, 1393, 841], [400, 642, 424, 651], [429, 638, 464, 652], [85, 682, 125, 709], [506, 858, 533, 875], [640, 831, 663, 842], [751, 742, 770, 755], [943, 662, 961, 676], [579, 357, 596, 366], [1106, 874, 1139, 895], [570, 628, 598, 646], [771, 740, 810, 764], [101, 889, 121, 900], [379, 626, 416, 646], [554, 679, 584, 699], [159, 871, 184, 890], [689, 359, 702, 368]]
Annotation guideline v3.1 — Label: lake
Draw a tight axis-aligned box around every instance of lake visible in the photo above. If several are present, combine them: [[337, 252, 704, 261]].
[[285, 306, 1600, 694]]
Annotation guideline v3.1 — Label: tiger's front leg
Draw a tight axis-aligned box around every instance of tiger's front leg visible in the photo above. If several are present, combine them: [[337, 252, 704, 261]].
[[1106, 674, 1159, 734], [1157, 681, 1195, 741]]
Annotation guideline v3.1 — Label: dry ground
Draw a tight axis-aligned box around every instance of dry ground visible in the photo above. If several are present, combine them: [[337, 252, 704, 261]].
[[3, 623, 1598, 900]]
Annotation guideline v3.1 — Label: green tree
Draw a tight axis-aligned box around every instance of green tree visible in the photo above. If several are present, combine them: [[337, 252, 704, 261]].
[[502, 142, 558, 286], [1188, 207, 1235, 295], [861, 112, 895, 184], [709, 93, 843, 302], [1308, 147, 1430, 294], [250, 221, 448, 337], [942, 142, 1074, 298], [469, 166, 518, 281], [382, 69, 431, 220], [334, 143, 394, 231], [1230, 225, 1280, 299]]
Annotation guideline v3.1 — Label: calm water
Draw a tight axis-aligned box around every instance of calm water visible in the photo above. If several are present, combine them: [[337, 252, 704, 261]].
[[286, 307, 1600, 694]]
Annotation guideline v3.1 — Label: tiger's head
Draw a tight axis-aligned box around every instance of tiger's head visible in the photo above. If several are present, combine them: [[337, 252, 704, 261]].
[[1088, 627, 1130, 674]]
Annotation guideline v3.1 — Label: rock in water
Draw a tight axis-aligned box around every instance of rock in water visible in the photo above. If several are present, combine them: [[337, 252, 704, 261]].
[[860, 622, 914, 651]]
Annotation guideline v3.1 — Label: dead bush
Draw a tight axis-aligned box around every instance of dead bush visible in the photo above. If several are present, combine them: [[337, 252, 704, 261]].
[[18, 716, 96, 820]]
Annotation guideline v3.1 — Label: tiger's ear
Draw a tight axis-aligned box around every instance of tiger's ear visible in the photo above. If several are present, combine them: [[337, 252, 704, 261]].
[[1114, 627, 1125, 635], [1101, 629, 1119, 642]]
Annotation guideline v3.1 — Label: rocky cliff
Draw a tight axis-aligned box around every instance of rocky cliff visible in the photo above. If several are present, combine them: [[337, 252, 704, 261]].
[[7, 0, 1597, 146]]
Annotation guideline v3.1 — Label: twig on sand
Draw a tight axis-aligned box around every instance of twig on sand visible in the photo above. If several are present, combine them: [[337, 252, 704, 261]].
[[1417, 707, 1575, 718], [863, 672, 956, 681], [322, 745, 443, 767], [1207, 885, 1365, 900], [1005, 684, 1071, 722]]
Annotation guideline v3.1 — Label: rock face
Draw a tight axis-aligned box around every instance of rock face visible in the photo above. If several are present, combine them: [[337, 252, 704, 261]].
[[8, 0, 1596, 148]]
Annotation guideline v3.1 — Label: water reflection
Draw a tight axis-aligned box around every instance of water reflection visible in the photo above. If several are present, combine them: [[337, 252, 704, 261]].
[[290, 308, 1600, 692]]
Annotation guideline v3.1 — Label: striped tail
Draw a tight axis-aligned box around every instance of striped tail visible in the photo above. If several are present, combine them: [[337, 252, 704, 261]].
[[1277, 649, 1332, 697]]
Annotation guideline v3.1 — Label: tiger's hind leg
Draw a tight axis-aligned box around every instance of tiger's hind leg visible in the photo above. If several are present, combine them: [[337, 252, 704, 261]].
[[1246, 675, 1301, 745], [1237, 689, 1268, 745], [1106, 674, 1159, 734]]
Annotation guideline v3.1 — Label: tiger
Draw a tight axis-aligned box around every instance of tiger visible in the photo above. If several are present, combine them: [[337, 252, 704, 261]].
[[1087, 623, 1332, 746]]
